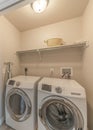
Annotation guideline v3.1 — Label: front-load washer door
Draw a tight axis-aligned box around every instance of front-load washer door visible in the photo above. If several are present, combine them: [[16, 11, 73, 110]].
[[6, 88, 32, 122], [39, 95, 84, 130]]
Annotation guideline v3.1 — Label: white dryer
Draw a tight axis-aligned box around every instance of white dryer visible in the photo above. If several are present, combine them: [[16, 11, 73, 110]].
[[38, 77, 87, 130], [5, 75, 40, 130]]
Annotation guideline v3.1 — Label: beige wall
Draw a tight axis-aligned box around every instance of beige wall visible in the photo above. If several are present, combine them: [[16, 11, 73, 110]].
[[19, 47, 83, 81], [20, 16, 83, 85], [81, 0, 93, 130], [19, 17, 83, 83], [21, 17, 82, 50], [0, 16, 21, 124]]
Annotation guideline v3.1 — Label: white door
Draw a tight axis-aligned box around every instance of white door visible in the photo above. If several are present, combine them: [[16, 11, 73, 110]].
[[6, 88, 32, 122], [39, 95, 84, 130]]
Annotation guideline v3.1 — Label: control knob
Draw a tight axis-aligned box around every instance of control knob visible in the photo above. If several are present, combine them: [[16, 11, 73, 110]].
[[55, 87, 62, 93], [16, 81, 20, 87]]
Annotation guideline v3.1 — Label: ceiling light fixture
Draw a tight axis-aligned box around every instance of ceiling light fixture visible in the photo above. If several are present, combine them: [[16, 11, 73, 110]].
[[31, 0, 49, 13]]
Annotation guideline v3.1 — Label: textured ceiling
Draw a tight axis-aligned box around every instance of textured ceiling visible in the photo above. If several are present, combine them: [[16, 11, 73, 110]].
[[5, 0, 89, 31]]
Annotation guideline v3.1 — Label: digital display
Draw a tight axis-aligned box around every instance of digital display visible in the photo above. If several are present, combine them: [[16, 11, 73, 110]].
[[8, 80, 15, 85], [42, 84, 51, 92]]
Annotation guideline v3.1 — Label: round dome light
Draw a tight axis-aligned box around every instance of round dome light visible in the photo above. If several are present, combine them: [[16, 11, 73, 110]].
[[31, 0, 49, 13]]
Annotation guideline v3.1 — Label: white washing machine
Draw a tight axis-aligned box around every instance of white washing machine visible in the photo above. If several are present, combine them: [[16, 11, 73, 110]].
[[5, 75, 40, 130], [38, 77, 87, 130]]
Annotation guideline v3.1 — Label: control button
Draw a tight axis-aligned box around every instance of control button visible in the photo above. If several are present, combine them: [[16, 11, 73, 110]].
[[16, 81, 20, 87], [55, 87, 62, 93]]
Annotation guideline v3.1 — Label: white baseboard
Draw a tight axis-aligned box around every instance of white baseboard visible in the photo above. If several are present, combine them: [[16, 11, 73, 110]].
[[0, 116, 4, 126]]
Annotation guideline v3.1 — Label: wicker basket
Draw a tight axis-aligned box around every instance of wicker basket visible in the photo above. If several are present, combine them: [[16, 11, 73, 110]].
[[44, 38, 64, 47]]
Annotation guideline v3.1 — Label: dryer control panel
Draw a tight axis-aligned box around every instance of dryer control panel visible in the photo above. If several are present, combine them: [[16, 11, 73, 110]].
[[42, 84, 52, 92], [41, 84, 63, 94]]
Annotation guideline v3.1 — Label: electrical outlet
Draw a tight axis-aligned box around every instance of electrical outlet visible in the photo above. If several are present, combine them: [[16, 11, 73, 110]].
[[50, 68, 54, 76], [60, 67, 73, 76]]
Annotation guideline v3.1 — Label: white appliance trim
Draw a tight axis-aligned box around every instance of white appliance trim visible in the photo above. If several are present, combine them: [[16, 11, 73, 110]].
[[0, 116, 4, 125]]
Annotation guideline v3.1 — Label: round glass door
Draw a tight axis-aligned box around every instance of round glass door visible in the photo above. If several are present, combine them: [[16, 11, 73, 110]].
[[39, 96, 84, 130], [6, 88, 32, 122]]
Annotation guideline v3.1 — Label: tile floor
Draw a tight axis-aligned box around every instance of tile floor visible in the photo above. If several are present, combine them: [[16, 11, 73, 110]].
[[0, 124, 13, 130]]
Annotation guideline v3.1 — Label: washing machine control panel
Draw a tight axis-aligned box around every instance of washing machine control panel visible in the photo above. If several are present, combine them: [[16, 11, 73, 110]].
[[55, 87, 62, 93], [8, 80, 21, 87], [42, 84, 52, 92]]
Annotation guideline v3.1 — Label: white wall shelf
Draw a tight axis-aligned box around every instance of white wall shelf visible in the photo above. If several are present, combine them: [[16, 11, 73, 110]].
[[16, 41, 88, 55]]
